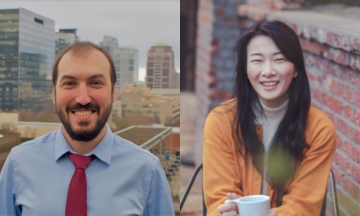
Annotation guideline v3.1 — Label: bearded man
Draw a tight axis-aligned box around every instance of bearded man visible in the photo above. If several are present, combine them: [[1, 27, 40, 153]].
[[0, 41, 174, 216]]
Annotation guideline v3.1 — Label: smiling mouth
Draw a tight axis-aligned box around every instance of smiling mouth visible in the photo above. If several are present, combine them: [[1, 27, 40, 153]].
[[261, 81, 279, 87], [71, 110, 96, 116]]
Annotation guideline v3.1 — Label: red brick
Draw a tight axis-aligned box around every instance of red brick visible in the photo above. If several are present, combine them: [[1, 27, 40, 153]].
[[341, 175, 360, 200], [336, 136, 342, 149], [341, 140, 360, 163], [355, 129, 360, 144], [310, 41, 328, 56], [352, 110, 360, 127], [330, 63, 346, 80], [328, 96, 342, 113], [334, 151, 352, 175], [346, 86, 354, 103], [331, 165, 341, 184], [346, 67, 358, 85], [352, 165, 360, 184], [328, 48, 347, 65], [352, 146, 360, 163], [343, 105, 353, 119], [352, 38, 360, 54], [350, 54, 360, 71], [356, 91, 360, 108], [328, 78, 338, 95]]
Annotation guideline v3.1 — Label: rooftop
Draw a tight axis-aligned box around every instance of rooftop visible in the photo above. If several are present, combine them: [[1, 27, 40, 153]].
[[115, 126, 167, 146], [152, 42, 171, 47]]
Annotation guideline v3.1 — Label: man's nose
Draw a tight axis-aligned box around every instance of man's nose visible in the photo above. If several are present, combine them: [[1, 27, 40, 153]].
[[75, 85, 91, 105]]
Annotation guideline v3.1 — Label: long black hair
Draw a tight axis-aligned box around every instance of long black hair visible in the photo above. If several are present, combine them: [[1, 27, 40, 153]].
[[232, 20, 311, 187]]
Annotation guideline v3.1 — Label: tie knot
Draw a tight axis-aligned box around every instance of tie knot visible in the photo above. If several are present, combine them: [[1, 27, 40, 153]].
[[67, 152, 95, 169]]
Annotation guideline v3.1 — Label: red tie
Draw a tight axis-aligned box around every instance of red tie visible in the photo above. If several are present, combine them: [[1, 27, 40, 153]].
[[66, 152, 95, 216]]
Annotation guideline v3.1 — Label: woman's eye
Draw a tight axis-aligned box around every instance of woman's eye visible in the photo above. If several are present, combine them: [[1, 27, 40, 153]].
[[251, 59, 262, 63], [275, 58, 286, 62]]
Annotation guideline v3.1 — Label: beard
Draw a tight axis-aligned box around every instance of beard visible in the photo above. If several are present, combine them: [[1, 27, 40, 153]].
[[55, 101, 112, 142]]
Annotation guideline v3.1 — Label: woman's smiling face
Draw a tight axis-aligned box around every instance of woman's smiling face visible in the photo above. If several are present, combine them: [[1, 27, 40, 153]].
[[246, 35, 296, 108]]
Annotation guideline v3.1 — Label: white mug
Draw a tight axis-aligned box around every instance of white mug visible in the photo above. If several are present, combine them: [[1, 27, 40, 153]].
[[225, 195, 270, 216]]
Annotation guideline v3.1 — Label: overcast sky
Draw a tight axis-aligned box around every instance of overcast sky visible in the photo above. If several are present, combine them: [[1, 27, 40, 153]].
[[0, 0, 179, 81]]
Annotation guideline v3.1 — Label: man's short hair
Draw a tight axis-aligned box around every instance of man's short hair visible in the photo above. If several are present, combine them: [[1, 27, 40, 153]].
[[52, 41, 116, 89]]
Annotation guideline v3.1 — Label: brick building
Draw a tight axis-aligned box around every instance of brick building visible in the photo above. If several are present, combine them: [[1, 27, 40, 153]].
[[187, 0, 360, 215]]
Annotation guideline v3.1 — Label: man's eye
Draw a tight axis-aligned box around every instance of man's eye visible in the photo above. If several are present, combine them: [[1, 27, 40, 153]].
[[91, 81, 103, 85], [63, 82, 75, 86]]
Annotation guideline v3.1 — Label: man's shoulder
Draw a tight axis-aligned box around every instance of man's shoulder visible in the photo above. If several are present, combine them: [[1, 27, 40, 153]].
[[11, 130, 57, 153], [112, 134, 159, 163]]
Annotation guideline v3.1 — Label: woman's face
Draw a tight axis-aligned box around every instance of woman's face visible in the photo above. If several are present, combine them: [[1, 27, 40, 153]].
[[246, 35, 296, 108]]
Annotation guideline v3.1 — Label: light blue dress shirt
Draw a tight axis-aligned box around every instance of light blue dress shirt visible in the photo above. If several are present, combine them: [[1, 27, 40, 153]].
[[0, 124, 174, 216]]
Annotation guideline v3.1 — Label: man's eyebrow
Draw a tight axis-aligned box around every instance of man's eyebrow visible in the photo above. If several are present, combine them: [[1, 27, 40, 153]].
[[88, 74, 106, 80], [59, 75, 76, 82], [59, 74, 106, 82]]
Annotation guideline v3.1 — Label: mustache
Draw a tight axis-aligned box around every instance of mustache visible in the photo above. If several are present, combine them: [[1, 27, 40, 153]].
[[66, 103, 100, 113]]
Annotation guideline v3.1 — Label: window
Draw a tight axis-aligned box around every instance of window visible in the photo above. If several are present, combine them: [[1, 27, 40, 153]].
[[34, 18, 44, 25], [148, 62, 153, 67], [148, 57, 154, 61], [147, 78, 153, 82], [162, 69, 169, 76], [164, 57, 170, 61], [129, 59, 134, 65], [163, 62, 169, 67], [162, 78, 169, 82], [148, 69, 153, 76], [115, 59, 120, 64], [129, 66, 134, 71], [162, 84, 169, 88]]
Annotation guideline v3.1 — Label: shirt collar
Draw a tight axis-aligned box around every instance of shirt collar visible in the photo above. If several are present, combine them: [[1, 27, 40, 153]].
[[54, 123, 113, 165]]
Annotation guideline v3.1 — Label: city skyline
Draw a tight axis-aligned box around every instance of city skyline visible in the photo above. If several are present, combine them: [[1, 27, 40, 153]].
[[0, 0, 180, 81]]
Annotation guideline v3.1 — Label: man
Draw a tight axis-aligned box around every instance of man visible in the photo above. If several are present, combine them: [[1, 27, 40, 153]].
[[0, 41, 174, 216]]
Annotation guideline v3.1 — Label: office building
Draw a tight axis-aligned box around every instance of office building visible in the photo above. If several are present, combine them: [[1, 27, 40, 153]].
[[99, 35, 118, 57], [145, 43, 176, 89], [175, 72, 180, 89], [114, 46, 139, 90], [0, 8, 55, 113], [55, 28, 79, 55]]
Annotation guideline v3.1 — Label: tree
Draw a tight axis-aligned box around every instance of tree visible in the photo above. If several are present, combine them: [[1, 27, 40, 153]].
[[19, 109, 35, 121], [112, 113, 152, 131]]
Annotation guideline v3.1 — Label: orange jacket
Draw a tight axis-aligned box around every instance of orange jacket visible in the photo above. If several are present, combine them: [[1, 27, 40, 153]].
[[203, 99, 337, 216]]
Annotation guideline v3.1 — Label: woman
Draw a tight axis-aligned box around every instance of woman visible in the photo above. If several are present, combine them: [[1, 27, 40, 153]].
[[203, 20, 336, 216]]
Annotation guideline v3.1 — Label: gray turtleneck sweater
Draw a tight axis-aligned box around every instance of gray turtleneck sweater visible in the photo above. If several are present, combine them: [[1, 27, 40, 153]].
[[254, 99, 289, 195]]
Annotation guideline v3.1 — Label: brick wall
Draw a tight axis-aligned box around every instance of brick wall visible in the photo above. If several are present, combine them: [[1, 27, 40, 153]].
[[194, 0, 245, 165], [180, 0, 198, 92], [194, 0, 360, 215]]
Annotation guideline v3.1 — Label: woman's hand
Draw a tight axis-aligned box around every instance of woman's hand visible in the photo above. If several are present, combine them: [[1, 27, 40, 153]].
[[218, 193, 238, 216], [217, 193, 278, 216]]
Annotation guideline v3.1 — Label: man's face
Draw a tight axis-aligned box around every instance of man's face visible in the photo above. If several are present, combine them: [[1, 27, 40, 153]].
[[53, 48, 116, 141]]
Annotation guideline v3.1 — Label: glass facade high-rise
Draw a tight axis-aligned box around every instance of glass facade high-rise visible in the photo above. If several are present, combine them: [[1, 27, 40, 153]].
[[0, 8, 55, 113], [99, 35, 118, 57], [56, 28, 78, 55], [145, 43, 176, 89], [114, 46, 139, 90]]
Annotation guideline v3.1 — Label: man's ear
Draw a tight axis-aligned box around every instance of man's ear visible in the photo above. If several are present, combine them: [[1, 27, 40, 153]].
[[112, 86, 116, 103], [52, 87, 55, 104]]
